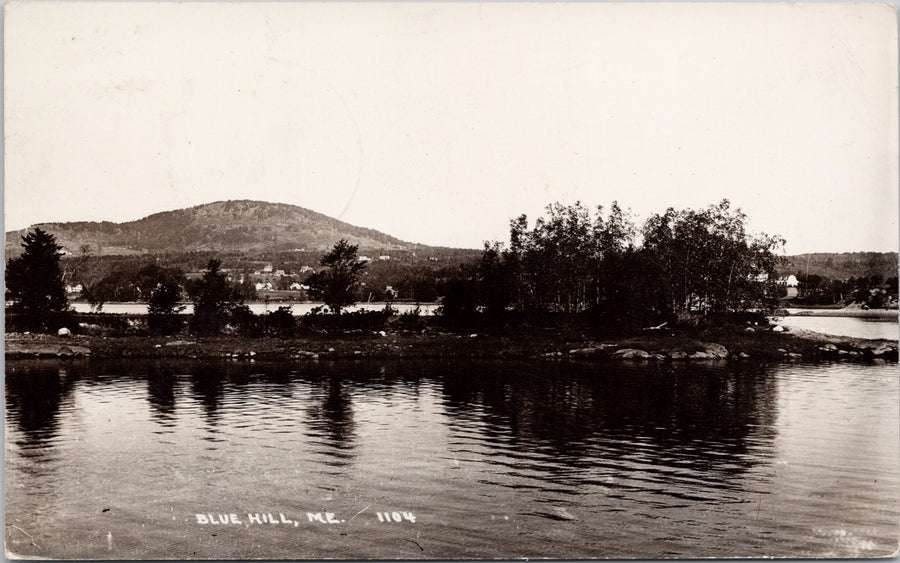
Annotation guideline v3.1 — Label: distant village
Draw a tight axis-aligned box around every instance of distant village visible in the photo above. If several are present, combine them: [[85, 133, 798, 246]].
[[61, 250, 452, 304]]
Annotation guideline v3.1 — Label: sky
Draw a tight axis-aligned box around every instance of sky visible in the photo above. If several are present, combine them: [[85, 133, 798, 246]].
[[4, 2, 898, 254]]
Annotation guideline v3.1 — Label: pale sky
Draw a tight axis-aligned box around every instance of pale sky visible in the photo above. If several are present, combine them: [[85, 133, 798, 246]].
[[4, 2, 898, 254]]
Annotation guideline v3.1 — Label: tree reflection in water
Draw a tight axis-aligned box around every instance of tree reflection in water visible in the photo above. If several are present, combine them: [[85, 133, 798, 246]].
[[6, 361, 79, 455], [6, 358, 777, 488], [438, 360, 778, 485]]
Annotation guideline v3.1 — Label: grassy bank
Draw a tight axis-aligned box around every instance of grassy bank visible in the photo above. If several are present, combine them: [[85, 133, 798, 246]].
[[6, 323, 897, 363]]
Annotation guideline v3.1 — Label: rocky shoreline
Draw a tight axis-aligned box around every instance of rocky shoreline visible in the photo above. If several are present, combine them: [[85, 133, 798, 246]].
[[5, 325, 898, 363]]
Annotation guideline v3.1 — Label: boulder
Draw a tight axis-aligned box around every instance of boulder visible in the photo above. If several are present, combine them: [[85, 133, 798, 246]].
[[689, 351, 714, 360], [569, 347, 604, 357], [701, 343, 729, 358], [772, 325, 785, 332], [819, 344, 838, 353], [57, 327, 72, 337], [612, 348, 651, 360], [668, 350, 688, 360], [56, 345, 90, 357]]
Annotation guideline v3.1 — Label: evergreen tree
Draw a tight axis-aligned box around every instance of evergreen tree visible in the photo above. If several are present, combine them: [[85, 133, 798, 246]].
[[6, 228, 68, 328], [190, 258, 232, 333]]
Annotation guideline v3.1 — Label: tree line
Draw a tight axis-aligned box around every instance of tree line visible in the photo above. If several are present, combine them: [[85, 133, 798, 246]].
[[6, 200, 787, 334], [792, 273, 898, 308], [443, 200, 785, 331]]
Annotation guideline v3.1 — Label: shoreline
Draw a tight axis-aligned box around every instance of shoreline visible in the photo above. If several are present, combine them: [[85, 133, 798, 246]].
[[784, 309, 898, 319], [6, 326, 898, 363]]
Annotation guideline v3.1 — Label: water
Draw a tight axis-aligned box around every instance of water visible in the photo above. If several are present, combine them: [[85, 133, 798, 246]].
[[6, 359, 899, 559], [777, 313, 898, 340], [69, 302, 439, 316]]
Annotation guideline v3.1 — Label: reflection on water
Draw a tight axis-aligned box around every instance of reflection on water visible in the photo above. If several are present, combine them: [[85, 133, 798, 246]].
[[5, 358, 898, 559]]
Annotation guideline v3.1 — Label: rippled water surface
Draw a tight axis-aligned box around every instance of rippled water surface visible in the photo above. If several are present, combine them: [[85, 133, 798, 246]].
[[6, 359, 899, 559]]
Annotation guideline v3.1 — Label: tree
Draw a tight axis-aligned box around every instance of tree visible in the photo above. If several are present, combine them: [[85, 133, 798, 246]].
[[82, 263, 185, 312], [6, 228, 68, 328], [305, 239, 366, 315], [641, 200, 784, 316], [478, 241, 518, 322], [190, 258, 233, 333], [147, 280, 185, 335]]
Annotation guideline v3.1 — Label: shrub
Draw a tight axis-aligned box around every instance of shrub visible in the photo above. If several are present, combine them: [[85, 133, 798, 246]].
[[265, 306, 296, 337], [228, 304, 261, 336], [300, 308, 394, 332]]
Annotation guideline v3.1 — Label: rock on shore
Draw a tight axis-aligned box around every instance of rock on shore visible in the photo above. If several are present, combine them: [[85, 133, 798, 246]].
[[4, 326, 897, 362], [608, 342, 728, 361]]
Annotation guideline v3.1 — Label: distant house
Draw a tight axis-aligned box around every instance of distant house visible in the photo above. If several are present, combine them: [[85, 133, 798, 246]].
[[289, 282, 303, 291], [262, 264, 274, 273], [776, 275, 800, 298], [378, 255, 391, 261], [358, 256, 370, 263], [65, 284, 83, 294], [255, 282, 273, 291]]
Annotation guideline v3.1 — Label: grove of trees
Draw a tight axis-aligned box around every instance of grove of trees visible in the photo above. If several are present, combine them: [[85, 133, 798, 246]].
[[793, 273, 898, 308], [451, 200, 786, 331]]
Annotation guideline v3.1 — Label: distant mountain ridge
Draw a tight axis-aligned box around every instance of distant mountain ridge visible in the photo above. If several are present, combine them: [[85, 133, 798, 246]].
[[5, 200, 417, 256]]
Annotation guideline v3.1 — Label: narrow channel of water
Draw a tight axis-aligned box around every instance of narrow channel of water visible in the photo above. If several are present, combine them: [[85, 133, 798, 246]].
[[68, 302, 439, 316], [776, 313, 898, 340]]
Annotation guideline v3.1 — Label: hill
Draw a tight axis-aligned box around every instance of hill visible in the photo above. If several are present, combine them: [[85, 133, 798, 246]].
[[779, 252, 898, 281], [5, 200, 418, 256]]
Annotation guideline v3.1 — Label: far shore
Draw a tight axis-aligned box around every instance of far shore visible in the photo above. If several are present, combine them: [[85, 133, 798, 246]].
[[6, 324, 897, 363], [783, 307, 898, 319], [61, 300, 900, 320]]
